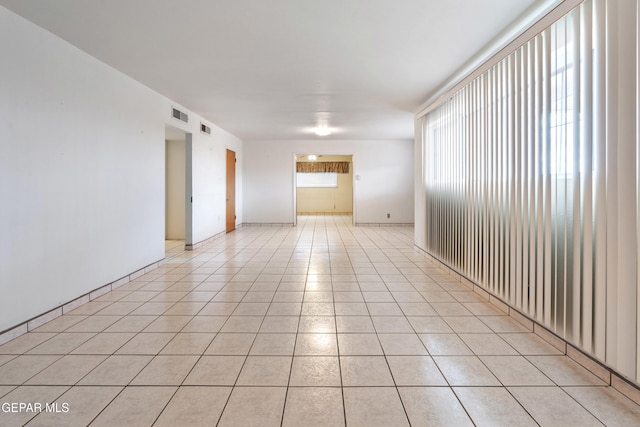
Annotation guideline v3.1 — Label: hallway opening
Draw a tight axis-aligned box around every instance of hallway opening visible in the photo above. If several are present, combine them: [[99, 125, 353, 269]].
[[164, 125, 189, 251]]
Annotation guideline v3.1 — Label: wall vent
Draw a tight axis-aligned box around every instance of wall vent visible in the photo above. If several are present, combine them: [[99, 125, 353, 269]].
[[171, 107, 189, 123], [200, 123, 211, 135]]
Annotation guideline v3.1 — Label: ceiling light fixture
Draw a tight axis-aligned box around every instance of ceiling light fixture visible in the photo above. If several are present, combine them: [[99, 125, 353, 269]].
[[314, 126, 331, 136]]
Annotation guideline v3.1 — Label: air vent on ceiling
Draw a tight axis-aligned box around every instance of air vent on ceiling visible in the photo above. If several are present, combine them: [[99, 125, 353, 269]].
[[200, 123, 211, 135], [171, 107, 189, 123]]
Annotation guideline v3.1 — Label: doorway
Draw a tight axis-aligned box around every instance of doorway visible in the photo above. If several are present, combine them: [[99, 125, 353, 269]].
[[226, 148, 236, 233], [294, 154, 355, 225], [165, 125, 191, 254]]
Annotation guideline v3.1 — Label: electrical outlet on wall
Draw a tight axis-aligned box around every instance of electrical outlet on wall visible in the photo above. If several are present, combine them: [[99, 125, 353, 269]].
[[387, 213, 390, 219]]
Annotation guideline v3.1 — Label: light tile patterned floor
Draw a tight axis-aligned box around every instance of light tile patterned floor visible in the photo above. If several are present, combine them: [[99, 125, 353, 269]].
[[1, 215, 640, 426]]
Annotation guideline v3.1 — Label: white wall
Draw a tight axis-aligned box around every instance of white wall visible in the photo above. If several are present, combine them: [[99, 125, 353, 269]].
[[190, 126, 243, 243], [0, 7, 242, 332], [244, 140, 414, 224]]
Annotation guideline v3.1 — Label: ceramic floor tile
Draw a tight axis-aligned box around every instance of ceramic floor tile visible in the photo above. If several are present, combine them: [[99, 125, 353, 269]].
[[31, 316, 88, 333], [480, 355, 553, 386], [95, 301, 142, 316], [433, 356, 501, 386], [183, 355, 245, 385], [198, 302, 238, 316], [431, 302, 473, 316], [332, 282, 361, 292], [387, 356, 447, 386], [366, 303, 404, 316], [249, 333, 296, 355], [64, 316, 121, 333], [442, 316, 493, 333], [219, 316, 264, 333], [0, 355, 61, 385], [301, 303, 334, 316], [419, 334, 473, 355], [272, 291, 304, 303], [181, 315, 228, 333], [103, 316, 157, 333], [564, 386, 640, 427], [205, 333, 256, 355], [478, 315, 531, 333], [118, 290, 158, 302], [298, 315, 335, 333], [407, 317, 453, 333], [378, 334, 428, 355], [65, 301, 112, 316], [278, 282, 306, 292], [70, 332, 134, 354], [265, 303, 301, 316], [236, 355, 292, 386], [0, 355, 16, 367], [25, 386, 122, 427], [154, 386, 232, 427], [116, 332, 175, 355], [294, 334, 338, 356], [459, 333, 518, 355], [160, 332, 215, 354], [78, 355, 153, 385], [499, 333, 563, 355], [233, 302, 270, 316], [131, 355, 199, 385], [27, 333, 96, 354], [371, 316, 414, 333], [289, 356, 341, 386], [398, 302, 437, 316], [336, 316, 375, 333], [89, 386, 176, 427], [343, 387, 409, 427], [398, 387, 473, 427], [162, 301, 207, 315], [129, 302, 173, 316], [180, 291, 217, 302], [259, 316, 299, 333], [333, 291, 365, 302], [142, 315, 193, 332], [337, 334, 383, 355], [463, 302, 507, 316], [362, 292, 394, 303], [454, 387, 537, 427], [0, 333, 57, 355], [217, 387, 287, 427], [26, 355, 106, 385], [390, 291, 425, 303], [151, 292, 190, 303], [303, 291, 334, 302], [420, 291, 456, 302], [282, 387, 345, 427], [526, 355, 607, 386], [340, 356, 394, 386], [334, 302, 370, 316], [509, 386, 603, 426]]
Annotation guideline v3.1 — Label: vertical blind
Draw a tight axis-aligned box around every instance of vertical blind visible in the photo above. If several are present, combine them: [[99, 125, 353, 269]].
[[418, 0, 640, 381]]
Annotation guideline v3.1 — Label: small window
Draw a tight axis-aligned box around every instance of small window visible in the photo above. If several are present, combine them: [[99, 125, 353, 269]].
[[296, 172, 337, 188]]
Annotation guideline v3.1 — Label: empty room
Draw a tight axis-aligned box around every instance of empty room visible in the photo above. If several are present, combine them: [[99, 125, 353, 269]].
[[1, 0, 640, 426]]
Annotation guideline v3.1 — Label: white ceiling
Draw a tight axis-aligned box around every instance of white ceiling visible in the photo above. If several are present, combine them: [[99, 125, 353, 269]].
[[1, 0, 549, 141]]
